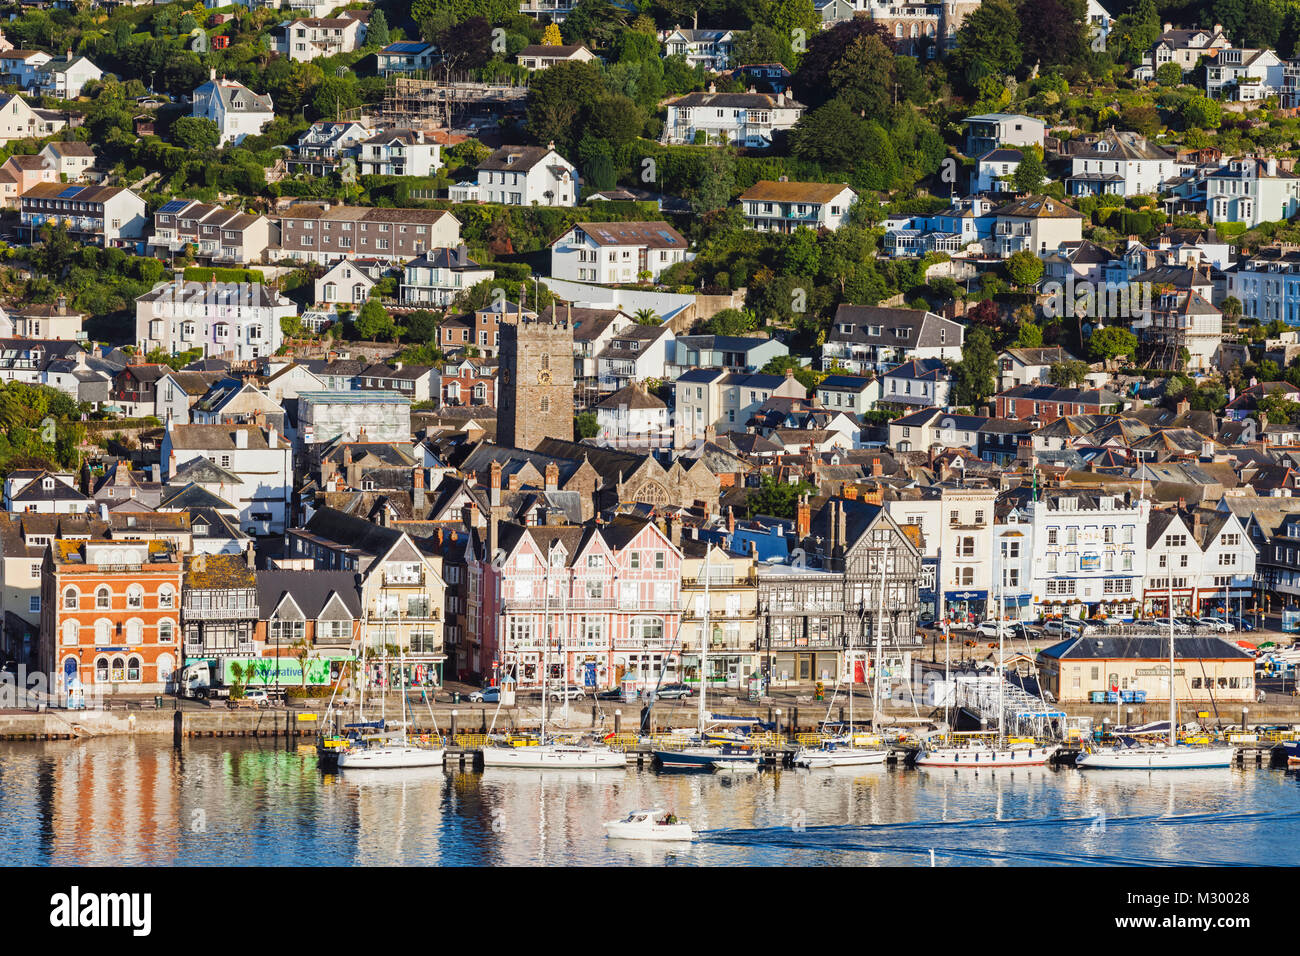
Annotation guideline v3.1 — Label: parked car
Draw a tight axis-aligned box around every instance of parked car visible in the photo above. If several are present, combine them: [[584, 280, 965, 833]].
[[1152, 617, 1190, 632], [648, 683, 692, 700], [548, 684, 588, 702], [1042, 619, 1094, 637], [1195, 617, 1233, 633], [975, 621, 1036, 639], [468, 686, 502, 703], [594, 688, 623, 701]]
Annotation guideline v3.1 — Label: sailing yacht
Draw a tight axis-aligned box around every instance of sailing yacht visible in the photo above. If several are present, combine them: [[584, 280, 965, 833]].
[[654, 546, 759, 770], [482, 552, 626, 770], [338, 649, 445, 769], [916, 532, 1058, 768], [1076, 578, 1234, 770], [793, 537, 890, 768]]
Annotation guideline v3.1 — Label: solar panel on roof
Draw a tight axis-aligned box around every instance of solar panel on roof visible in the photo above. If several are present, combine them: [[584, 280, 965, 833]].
[[58, 186, 81, 199], [656, 230, 678, 244], [159, 199, 188, 214]]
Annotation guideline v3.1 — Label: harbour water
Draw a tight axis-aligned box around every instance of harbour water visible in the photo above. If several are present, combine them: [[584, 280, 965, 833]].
[[2, 738, 1298, 866]]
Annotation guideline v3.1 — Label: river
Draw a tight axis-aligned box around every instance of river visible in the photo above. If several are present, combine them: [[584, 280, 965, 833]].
[[1, 739, 1297, 866]]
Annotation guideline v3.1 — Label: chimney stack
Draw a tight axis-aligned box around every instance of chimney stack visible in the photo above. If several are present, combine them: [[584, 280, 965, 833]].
[[726, 505, 735, 534], [244, 540, 256, 570], [490, 459, 502, 506], [871, 457, 883, 477], [544, 461, 558, 491], [796, 494, 811, 539], [414, 465, 425, 510]]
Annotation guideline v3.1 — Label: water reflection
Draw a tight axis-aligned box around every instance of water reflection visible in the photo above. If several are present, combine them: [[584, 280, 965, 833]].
[[0, 739, 1296, 866]]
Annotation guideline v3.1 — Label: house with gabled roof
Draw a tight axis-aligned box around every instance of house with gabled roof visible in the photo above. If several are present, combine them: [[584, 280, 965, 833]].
[[191, 70, 273, 146], [450, 143, 578, 207], [821, 305, 963, 375], [663, 86, 803, 148], [737, 180, 856, 232], [551, 221, 689, 284], [880, 358, 951, 410]]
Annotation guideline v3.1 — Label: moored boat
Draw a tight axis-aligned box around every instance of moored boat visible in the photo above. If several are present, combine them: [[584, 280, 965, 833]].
[[481, 742, 627, 769], [1075, 738, 1234, 770], [656, 742, 757, 769], [915, 741, 1058, 767]]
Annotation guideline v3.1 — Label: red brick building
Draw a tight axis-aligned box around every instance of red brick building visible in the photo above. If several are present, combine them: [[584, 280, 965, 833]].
[[40, 539, 183, 694], [994, 384, 1122, 424]]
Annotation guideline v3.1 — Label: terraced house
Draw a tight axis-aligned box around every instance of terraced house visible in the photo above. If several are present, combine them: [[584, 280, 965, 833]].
[[277, 202, 461, 265], [20, 183, 147, 248]]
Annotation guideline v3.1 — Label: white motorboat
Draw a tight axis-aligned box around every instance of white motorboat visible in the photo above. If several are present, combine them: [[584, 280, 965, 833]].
[[481, 743, 627, 769], [712, 758, 759, 772], [338, 744, 446, 769], [914, 742, 1058, 767], [1075, 740, 1234, 770], [604, 809, 693, 841]]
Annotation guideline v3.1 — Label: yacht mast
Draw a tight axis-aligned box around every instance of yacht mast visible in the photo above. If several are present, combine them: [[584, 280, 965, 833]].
[[996, 530, 1004, 745], [541, 558, 550, 744], [940, 548, 949, 729], [872, 530, 886, 734], [1168, 571, 1175, 747], [698, 545, 711, 735]]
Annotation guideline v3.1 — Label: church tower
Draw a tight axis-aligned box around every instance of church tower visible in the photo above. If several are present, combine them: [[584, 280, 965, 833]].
[[497, 310, 574, 450]]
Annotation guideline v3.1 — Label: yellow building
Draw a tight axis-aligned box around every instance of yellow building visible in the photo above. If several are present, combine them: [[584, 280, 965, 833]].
[[1037, 635, 1255, 703]]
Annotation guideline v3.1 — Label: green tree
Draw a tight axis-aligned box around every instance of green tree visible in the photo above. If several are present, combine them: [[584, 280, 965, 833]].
[[950, 327, 998, 408], [746, 474, 816, 520], [760, 355, 820, 391], [1087, 326, 1138, 362], [525, 61, 604, 154], [170, 116, 219, 150], [1005, 250, 1044, 288], [1048, 359, 1090, 387], [576, 411, 599, 438], [355, 298, 395, 340], [1012, 147, 1047, 193], [952, 0, 1022, 87], [367, 10, 390, 47], [1156, 62, 1183, 86], [702, 308, 758, 336], [1182, 96, 1222, 129], [789, 100, 872, 172], [828, 34, 895, 122]]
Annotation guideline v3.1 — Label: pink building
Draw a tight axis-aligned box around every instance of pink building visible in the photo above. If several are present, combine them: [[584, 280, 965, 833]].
[[473, 516, 682, 691]]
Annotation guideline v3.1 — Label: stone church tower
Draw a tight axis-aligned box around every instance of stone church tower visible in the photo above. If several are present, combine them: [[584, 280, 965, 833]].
[[498, 311, 574, 450]]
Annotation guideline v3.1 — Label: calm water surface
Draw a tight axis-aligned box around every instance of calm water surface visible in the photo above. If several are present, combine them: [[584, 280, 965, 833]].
[[1, 738, 1297, 866]]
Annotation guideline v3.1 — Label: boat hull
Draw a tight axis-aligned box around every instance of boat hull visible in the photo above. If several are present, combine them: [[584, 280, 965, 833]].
[[793, 747, 889, 768], [481, 745, 627, 769], [1285, 740, 1299, 766], [338, 746, 445, 769], [603, 822, 693, 841], [654, 746, 756, 769], [915, 745, 1057, 768], [1076, 745, 1235, 770]]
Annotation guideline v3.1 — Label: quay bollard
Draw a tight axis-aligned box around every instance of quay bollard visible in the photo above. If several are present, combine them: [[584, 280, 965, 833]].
[[173, 709, 183, 749], [792, 706, 799, 735], [614, 709, 621, 735], [1241, 707, 1249, 733], [450, 709, 458, 737]]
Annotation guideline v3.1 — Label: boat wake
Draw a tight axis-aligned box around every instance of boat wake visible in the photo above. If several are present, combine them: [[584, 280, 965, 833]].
[[693, 809, 1300, 865]]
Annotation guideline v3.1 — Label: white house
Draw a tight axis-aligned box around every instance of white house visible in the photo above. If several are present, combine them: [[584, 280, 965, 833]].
[[191, 72, 274, 146], [38, 141, 95, 180], [32, 52, 102, 98], [516, 43, 597, 70], [161, 424, 292, 536], [659, 27, 735, 71], [594, 383, 671, 447], [880, 358, 951, 409], [450, 144, 578, 206], [973, 149, 1023, 193], [400, 246, 493, 307], [377, 41, 436, 76], [1067, 130, 1180, 197], [0, 49, 50, 88], [662, 87, 804, 148], [315, 258, 375, 306], [963, 113, 1046, 156], [550, 221, 689, 284], [357, 128, 442, 178], [0, 94, 66, 145], [737, 180, 856, 232], [275, 16, 366, 62], [991, 194, 1084, 257], [3, 469, 90, 514], [136, 277, 294, 363], [672, 368, 805, 445], [1206, 47, 1284, 101], [821, 305, 964, 375], [594, 322, 675, 393], [1205, 156, 1300, 226]]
